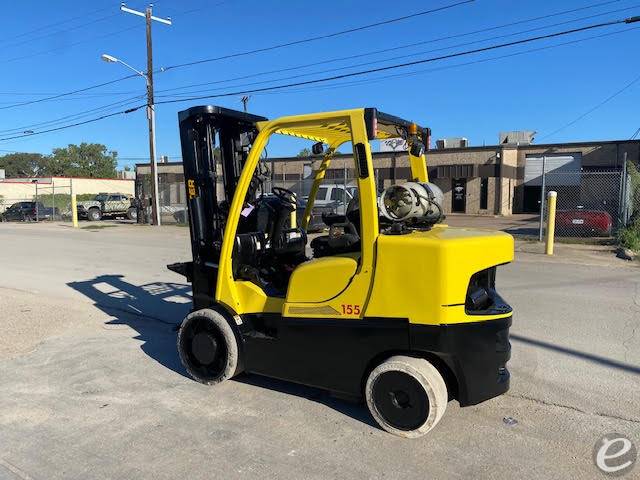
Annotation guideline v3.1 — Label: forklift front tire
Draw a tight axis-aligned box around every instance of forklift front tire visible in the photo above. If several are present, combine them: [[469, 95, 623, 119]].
[[177, 308, 240, 385], [365, 355, 448, 438]]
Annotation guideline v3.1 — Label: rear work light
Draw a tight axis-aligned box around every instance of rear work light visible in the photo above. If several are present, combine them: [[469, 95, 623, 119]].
[[465, 267, 496, 312]]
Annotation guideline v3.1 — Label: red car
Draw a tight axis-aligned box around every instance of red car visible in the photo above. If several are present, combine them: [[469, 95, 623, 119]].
[[555, 209, 613, 236]]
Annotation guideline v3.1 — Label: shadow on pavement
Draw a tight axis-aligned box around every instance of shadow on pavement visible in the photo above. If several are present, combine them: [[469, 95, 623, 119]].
[[67, 275, 376, 427], [235, 375, 377, 428], [504, 226, 539, 237], [68, 275, 191, 378], [511, 334, 640, 375]]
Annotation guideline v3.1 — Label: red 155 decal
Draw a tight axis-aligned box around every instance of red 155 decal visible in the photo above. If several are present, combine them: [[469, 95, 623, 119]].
[[341, 304, 361, 315]]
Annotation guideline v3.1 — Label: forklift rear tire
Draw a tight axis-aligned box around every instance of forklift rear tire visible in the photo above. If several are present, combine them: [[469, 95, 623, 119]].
[[365, 355, 448, 438], [177, 308, 240, 385]]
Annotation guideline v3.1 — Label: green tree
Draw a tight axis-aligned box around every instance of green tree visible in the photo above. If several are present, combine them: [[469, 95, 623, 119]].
[[42, 143, 118, 178], [297, 148, 311, 157], [0, 152, 45, 177]]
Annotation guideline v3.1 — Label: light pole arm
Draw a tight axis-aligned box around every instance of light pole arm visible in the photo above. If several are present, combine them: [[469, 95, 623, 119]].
[[115, 59, 147, 79]]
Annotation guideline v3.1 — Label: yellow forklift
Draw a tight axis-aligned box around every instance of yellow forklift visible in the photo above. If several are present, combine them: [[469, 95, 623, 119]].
[[169, 105, 514, 438]]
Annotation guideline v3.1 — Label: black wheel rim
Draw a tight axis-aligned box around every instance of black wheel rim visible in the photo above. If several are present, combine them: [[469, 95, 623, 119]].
[[372, 370, 430, 431], [180, 318, 228, 381]]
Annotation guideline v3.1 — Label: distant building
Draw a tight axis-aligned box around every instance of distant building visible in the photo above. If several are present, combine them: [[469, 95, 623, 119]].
[[0, 176, 134, 212], [137, 136, 640, 218]]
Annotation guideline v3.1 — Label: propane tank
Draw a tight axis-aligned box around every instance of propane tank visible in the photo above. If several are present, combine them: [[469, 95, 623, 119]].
[[378, 182, 444, 224]]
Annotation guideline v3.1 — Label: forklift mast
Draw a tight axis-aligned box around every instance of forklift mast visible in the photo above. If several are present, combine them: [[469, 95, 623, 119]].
[[173, 106, 267, 308], [178, 106, 267, 261]]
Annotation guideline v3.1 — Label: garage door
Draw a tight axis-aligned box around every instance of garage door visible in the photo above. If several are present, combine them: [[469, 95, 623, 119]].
[[524, 153, 582, 186]]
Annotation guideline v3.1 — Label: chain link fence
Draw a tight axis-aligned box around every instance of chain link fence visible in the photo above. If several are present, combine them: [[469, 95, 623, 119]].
[[137, 158, 639, 242], [134, 166, 189, 224], [0, 180, 74, 222], [138, 159, 370, 229], [539, 169, 636, 239], [0, 179, 137, 224]]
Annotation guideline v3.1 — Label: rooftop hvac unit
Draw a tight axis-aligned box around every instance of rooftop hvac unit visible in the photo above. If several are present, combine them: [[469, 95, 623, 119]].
[[436, 137, 469, 149], [499, 130, 536, 145]]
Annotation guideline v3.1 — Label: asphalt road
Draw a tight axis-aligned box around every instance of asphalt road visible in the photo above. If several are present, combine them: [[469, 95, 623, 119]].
[[0, 222, 638, 479]]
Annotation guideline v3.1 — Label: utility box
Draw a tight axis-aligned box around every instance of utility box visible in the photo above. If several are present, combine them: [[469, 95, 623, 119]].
[[499, 131, 536, 145], [436, 137, 468, 149]]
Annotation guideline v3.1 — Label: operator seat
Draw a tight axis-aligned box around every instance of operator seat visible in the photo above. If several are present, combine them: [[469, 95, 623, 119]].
[[310, 197, 361, 258]]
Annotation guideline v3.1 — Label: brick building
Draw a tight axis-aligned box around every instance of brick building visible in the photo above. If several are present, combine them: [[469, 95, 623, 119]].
[[139, 138, 639, 219], [266, 138, 640, 216]]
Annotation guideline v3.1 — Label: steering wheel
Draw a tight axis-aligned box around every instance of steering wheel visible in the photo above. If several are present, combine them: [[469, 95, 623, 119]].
[[272, 186, 297, 205]]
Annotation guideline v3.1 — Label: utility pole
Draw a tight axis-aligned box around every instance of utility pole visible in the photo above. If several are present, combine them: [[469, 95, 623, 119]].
[[120, 3, 171, 226], [241, 95, 250, 112]]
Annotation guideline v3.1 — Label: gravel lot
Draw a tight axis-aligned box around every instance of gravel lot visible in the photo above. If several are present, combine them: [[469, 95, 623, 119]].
[[0, 222, 638, 479]]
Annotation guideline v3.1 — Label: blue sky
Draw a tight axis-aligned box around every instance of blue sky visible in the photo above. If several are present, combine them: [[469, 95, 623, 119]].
[[0, 0, 639, 169]]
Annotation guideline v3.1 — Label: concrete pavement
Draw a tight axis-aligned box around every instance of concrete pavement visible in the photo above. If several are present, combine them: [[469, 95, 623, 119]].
[[0, 222, 638, 479]]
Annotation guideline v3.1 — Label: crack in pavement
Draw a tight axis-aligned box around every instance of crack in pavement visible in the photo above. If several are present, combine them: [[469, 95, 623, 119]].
[[506, 392, 640, 425]]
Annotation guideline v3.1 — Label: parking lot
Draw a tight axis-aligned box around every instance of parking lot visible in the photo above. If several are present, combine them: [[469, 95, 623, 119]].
[[0, 222, 638, 479]]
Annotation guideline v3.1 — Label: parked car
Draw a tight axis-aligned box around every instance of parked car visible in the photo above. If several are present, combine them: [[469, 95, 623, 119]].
[[77, 193, 137, 221], [555, 209, 613, 236], [311, 183, 357, 215], [1, 201, 59, 222]]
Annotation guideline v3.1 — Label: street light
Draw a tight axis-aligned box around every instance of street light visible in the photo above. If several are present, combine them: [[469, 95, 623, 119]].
[[100, 53, 146, 78], [100, 52, 161, 226], [100, 54, 117, 63]]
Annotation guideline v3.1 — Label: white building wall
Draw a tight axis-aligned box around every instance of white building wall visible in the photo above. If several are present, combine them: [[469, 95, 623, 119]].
[[0, 177, 134, 212]]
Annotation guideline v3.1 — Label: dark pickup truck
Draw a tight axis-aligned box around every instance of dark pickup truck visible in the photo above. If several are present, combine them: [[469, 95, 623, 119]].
[[0, 201, 59, 222]]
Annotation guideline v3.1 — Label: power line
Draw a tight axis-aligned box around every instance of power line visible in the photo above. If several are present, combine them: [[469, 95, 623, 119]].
[[0, 1, 470, 110], [157, 0, 628, 94], [156, 5, 640, 99], [0, 95, 145, 135], [161, 0, 475, 72], [0, 91, 140, 97], [0, 1, 234, 106], [0, 0, 617, 106], [0, 74, 138, 111], [154, 17, 640, 105], [539, 71, 640, 140], [0, 12, 119, 51], [0, 106, 145, 142], [0, 5, 112, 44], [0, 24, 139, 66], [231, 27, 639, 98], [630, 127, 640, 139], [4, 15, 638, 144]]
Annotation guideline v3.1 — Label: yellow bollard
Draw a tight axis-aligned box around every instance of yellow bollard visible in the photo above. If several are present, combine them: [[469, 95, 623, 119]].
[[545, 190, 557, 255], [71, 194, 79, 228]]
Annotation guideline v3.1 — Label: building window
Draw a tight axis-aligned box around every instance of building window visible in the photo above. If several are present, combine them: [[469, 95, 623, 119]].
[[480, 177, 488, 210]]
